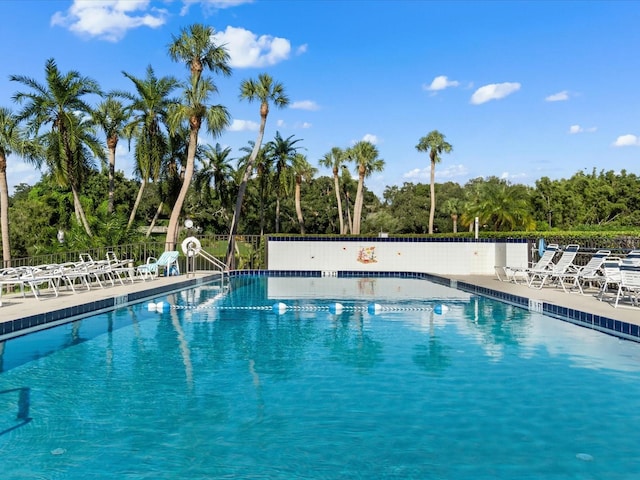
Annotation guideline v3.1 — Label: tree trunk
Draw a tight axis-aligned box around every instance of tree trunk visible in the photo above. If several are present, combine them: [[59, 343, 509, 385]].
[[72, 185, 93, 236], [295, 177, 305, 234], [127, 178, 147, 230], [0, 153, 10, 268], [107, 139, 117, 214], [333, 170, 344, 234], [429, 159, 436, 234], [146, 201, 164, 237], [226, 110, 268, 269], [166, 124, 199, 251], [353, 171, 364, 234]]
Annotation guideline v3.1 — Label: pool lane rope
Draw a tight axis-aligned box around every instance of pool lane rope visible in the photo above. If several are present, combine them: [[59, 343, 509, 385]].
[[148, 301, 450, 315]]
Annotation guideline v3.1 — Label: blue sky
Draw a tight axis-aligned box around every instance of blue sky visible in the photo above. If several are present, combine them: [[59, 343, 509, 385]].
[[2, 0, 640, 198]]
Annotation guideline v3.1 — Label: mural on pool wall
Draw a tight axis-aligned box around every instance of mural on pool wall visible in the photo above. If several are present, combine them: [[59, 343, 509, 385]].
[[357, 246, 377, 264]]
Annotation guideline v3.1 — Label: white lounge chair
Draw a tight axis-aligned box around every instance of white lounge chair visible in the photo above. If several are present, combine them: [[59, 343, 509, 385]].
[[496, 243, 559, 284], [614, 263, 640, 308], [597, 257, 622, 301], [106, 251, 136, 284], [555, 249, 610, 294], [527, 244, 580, 289], [136, 251, 180, 280]]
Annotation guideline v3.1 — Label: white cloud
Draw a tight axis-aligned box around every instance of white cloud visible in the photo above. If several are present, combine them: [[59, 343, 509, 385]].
[[296, 44, 308, 55], [276, 119, 285, 127], [362, 134, 378, 144], [180, 0, 254, 15], [545, 90, 570, 102], [500, 171, 527, 181], [51, 0, 167, 42], [423, 75, 460, 92], [612, 134, 640, 147], [403, 164, 468, 181], [296, 122, 312, 129], [227, 119, 259, 132], [213, 26, 291, 68], [470, 82, 521, 105], [290, 100, 319, 111], [569, 125, 597, 134]]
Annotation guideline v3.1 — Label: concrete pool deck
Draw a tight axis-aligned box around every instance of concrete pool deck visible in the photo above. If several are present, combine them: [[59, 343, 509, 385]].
[[0, 271, 638, 339]]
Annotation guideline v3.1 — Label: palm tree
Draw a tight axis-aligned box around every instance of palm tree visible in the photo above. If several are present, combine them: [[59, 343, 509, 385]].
[[118, 65, 180, 230], [291, 153, 316, 234], [416, 130, 452, 234], [441, 198, 461, 233], [11, 58, 104, 236], [194, 142, 235, 207], [93, 96, 128, 214], [0, 107, 41, 267], [464, 178, 536, 231], [265, 131, 302, 233], [345, 141, 384, 234], [236, 140, 272, 235], [319, 146, 346, 234], [165, 23, 231, 250], [226, 73, 289, 268]]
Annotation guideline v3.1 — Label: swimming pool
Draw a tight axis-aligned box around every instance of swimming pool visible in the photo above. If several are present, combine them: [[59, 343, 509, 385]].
[[1, 275, 640, 479]]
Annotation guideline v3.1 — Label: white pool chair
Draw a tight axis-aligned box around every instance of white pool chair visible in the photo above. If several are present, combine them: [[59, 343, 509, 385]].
[[555, 249, 610, 294], [614, 263, 640, 308], [527, 244, 580, 289], [497, 243, 559, 283]]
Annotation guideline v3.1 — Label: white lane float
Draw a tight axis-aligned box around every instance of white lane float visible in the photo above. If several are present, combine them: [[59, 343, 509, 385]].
[[328, 302, 344, 314], [434, 304, 449, 315], [272, 302, 288, 314]]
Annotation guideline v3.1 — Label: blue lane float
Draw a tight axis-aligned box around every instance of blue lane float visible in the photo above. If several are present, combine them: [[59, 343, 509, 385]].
[[272, 302, 288, 314], [328, 303, 344, 314], [434, 304, 449, 315]]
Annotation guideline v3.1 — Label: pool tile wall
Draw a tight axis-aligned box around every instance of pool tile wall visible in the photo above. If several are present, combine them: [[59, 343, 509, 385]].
[[267, 236, 528, 276]]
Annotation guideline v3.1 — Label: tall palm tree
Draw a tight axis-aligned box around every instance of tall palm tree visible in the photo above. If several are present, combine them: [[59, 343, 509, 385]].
[[345, 140, 384, 234], [165, 23, 231, 250], [11, 58, 104, 236], [291, 153, 316, 234], [118, 65, 180, 230], [226, 73, 289, 268], [237, 141, 272, 235], [194, 142, 235, 206], [93, 96, 128, 214], [0, 107, 41, 267], [265, 131, 302, 233], [416, 130, 452, 234], [319, 146, 346, 234]]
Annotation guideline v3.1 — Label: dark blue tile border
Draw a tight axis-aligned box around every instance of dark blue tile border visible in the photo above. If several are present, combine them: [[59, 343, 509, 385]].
[[0, 274, 221, 340]]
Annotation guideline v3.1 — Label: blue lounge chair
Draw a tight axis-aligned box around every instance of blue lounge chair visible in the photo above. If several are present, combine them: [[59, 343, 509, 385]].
[[136, 251, 180, 280]]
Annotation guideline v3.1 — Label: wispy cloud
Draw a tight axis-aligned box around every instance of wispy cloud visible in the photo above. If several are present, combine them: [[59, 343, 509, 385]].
[[213, 26, 292, 67], [612, 134, 640, 147], [290, 100, 320, 111], [423, 75, 460, 92], [470, 82, 521, 105], [545, 90, 570, 102], [362, 133, 378, 145], [180, 0, 254, 16], [569, 124, 597, 134], [403, 164, 468, 181], [227, 119, 259, 132], [51, 0, 168, 42]]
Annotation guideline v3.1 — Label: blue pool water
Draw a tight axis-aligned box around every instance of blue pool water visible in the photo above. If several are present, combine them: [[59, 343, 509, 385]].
[[1, 276, 640, 479]]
